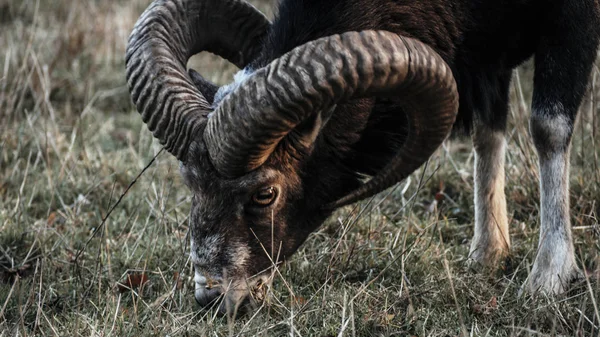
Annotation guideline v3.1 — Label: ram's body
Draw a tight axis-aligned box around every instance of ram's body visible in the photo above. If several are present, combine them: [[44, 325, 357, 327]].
[[248, 0, 594, 166], [126, 0, 600, 313], [256, 0, 543, 133]]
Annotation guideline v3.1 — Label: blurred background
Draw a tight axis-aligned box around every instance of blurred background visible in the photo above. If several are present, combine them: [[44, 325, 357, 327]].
[[0, 0, 599, 335]]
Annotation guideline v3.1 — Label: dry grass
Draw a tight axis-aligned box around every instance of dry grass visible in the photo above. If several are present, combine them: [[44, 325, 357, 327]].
[[1, 0, 599, 336]]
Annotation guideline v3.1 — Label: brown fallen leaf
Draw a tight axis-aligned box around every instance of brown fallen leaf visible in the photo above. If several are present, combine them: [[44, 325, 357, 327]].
[[435, 180, 446, 202], [472, 296, 498, 315], [434, 191, 445, 202], [47, 212, 58, 225], [292, 295, 307, 306], [426, 180, 446, 214], [117, 273, 149, 293], [488, 296, 498, 309], [172, 272, 183, 290]]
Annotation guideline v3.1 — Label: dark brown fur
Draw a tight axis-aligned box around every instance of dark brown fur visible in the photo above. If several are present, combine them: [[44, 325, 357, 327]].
[[188, 0, 600, 310]]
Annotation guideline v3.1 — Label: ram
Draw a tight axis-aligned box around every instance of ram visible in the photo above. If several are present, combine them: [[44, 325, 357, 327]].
[[125, 0, 600, 313]]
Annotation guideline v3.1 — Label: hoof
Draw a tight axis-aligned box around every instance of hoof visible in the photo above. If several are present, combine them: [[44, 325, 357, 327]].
[[521, 256, 582, 296], [467, 241, 509, 271]]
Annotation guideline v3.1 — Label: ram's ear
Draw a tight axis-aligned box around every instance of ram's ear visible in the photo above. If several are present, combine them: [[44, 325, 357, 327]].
[[286, 106, 335, 157], [188, 69, 219, 105]]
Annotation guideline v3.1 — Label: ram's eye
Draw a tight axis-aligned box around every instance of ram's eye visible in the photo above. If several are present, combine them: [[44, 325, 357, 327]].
[[251, 187, 278, 207]]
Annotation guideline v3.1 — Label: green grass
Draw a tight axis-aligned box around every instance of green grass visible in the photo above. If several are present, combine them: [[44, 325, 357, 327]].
[[1, 0, 599, 336]]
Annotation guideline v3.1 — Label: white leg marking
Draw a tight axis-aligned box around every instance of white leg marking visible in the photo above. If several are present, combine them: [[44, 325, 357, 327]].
[[527, 113, 580, 294], [469, 127, 510, 266]]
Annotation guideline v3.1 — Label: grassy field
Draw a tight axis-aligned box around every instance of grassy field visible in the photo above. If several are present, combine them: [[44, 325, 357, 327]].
[[1, 0, 600, 336]]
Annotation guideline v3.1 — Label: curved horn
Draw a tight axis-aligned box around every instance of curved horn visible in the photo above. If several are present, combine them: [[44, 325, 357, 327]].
[[125, 0, 270, 161], [203, 31, 459, 209]]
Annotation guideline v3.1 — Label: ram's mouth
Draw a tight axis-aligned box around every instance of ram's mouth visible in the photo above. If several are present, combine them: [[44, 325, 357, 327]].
[[247, 276, 271, 304], [195, 273, 274, 315], [225, 275, 273, 315]]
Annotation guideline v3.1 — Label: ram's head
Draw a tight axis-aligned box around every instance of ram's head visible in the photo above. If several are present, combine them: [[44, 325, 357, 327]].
[[125, 0, 458, 314]]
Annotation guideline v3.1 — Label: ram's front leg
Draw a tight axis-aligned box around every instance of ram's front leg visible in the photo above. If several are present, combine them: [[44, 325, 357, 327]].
[[525, 8, 598, 294], [468, 72, 512, 268], [468, 122, 510, 267], [527, 112, 580, 294]]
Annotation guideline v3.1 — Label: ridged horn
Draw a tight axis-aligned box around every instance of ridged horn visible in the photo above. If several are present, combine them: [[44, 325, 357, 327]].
[[203, 31, 459, 211], [125, 0, 270, 161]]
